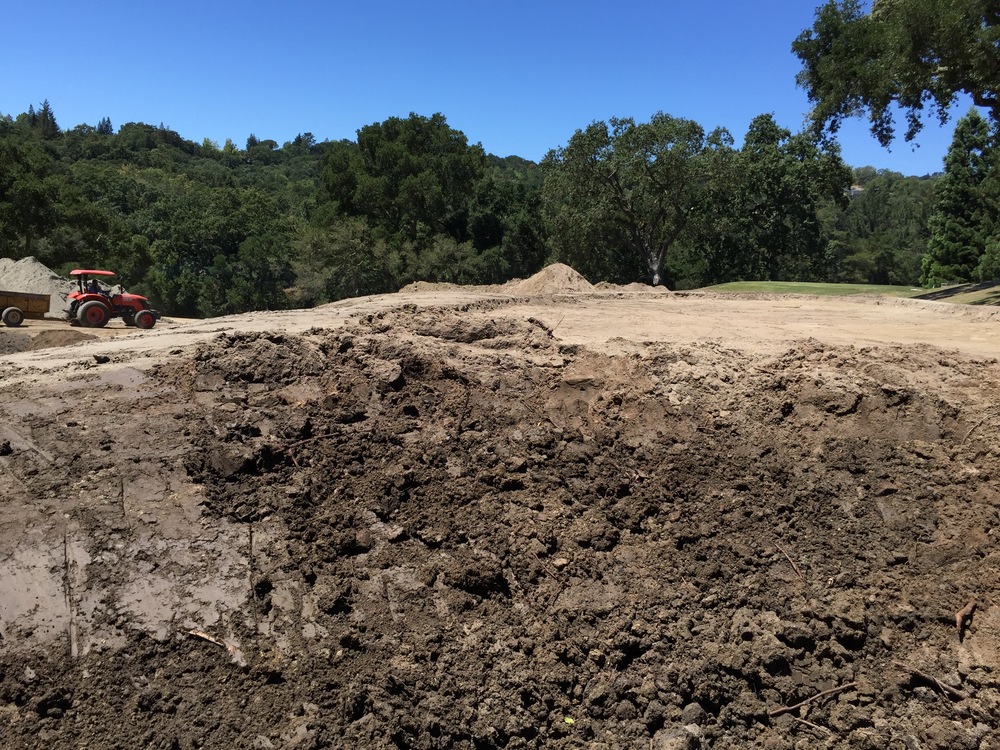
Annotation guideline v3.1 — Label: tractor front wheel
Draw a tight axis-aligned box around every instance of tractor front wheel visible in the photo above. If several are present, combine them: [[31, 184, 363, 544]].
[[2, 306, 24, 327], [134, 310, 156, 329], [77, 301, 110, 328]]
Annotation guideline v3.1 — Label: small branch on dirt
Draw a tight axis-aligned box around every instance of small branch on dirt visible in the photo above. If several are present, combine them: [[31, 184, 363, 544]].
[[961, 416, 988, 446], [187, 629, 244, 663], [248, 521, 258, 631], [790, 716, 833, 735], [535, 555, 568, 609], [286, 432, 339, 451], [455, 387, 472, 437], [286, 430, 344, 465], [63, 529, 78, 659], [892, 661, 964, 700], [956, 599, 977, 642], [769, 683, 857, 718], [549, 315, 566, 335], [775, 543, 805, 581]]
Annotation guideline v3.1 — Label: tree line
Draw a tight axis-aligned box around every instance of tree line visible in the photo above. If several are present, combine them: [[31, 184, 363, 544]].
[[0, 94, 992, 316]]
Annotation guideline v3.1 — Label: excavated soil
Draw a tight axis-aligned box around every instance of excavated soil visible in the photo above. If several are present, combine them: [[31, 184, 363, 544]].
[[1, 289, 1000, 750]]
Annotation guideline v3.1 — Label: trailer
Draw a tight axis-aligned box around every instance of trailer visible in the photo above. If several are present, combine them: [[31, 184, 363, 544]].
[[1, 290, 51, 327]]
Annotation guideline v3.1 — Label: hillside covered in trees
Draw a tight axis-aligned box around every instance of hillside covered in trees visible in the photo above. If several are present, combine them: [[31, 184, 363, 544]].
[[0, 99, 993, 318]]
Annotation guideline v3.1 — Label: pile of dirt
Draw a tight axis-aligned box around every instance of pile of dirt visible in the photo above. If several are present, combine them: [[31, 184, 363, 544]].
[[1, 303, 998, 749], [0, 330, 30, 355], [506, 264, 596, 296], [0, 256, 75, 315], [0, 328, 94, 355]]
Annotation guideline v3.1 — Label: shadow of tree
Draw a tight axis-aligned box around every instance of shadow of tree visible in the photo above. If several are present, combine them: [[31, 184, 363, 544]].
[[914, 280, 1000, 303]]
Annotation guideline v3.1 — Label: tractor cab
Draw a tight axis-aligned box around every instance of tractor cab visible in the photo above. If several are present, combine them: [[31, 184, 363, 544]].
[[70, 269, 118, 299], [66, 269, 159, 329]]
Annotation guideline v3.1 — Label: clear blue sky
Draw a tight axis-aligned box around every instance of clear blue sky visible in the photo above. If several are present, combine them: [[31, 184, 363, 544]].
[[2, 0, 979, 176]]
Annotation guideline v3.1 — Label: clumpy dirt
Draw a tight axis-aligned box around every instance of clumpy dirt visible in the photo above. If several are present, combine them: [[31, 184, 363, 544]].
[[1, 302, 1000, 750]]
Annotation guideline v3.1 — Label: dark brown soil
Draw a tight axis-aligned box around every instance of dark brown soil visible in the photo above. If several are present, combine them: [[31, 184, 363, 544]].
[[1, 305, 999, 749]]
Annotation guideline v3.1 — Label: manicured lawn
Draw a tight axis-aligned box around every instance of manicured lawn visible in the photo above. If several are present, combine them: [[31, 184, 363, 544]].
[[698, 279, 1000, 305], [699, 281, 925, 297]]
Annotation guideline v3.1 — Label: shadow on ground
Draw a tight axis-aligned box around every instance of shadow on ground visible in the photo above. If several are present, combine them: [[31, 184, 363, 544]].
[[913, 279, 1000, 304]]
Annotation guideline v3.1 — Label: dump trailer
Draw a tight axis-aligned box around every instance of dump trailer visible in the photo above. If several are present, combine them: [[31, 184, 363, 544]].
[[1, 290, 51, 327]]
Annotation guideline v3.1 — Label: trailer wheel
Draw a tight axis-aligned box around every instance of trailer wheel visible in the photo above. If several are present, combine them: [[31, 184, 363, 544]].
[[77, 301, 110, 328], [134, 310, 156, 329], [2, 307, 24, 327]]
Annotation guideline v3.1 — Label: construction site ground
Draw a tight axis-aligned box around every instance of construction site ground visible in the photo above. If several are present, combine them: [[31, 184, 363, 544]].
[[2, 269, 1000, 749]]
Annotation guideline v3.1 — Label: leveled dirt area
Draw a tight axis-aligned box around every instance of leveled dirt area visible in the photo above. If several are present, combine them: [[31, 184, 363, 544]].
[[1, 277, 999, 749]]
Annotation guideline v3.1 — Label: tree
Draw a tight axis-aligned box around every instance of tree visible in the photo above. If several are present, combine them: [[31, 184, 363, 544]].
[[794, 0, 1000, 146], [0, 128, 60, 256], [728, 115, 851, 281], [321, 113, 486, 245], [35, 100, 60, 140], [542, 113, 729, 286], [827, 168, 935, 285], [921, 109, 992, 285]]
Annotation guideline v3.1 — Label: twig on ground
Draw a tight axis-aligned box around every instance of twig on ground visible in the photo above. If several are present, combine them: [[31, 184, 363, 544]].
[[775, 542, 805, 581], [769, 682, 857, 717], [892, 661, 964, 700], [455, 386, 472, 437], [961, 416, 988, 446], [791, 716, 833, 735], [187, 629, 243, 660], [956, 599, 977, 642], [286, 430, 346, 465]]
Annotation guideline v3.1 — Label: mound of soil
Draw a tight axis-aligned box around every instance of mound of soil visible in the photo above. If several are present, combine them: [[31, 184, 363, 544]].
[[0, 304, 999, 749], [507, 264, 596, 296], [0, 330, 30, 355]]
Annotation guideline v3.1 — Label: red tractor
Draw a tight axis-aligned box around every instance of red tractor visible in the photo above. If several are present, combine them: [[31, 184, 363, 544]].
[[66, 270, 159, 329]]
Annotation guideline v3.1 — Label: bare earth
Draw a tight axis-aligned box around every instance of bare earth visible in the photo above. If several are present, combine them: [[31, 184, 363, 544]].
[[1, 276, 1000, 749]]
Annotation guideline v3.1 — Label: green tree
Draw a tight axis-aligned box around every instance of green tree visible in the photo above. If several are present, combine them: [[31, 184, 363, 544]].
[[291, 219, 399, 304], [543, 113, 729, 286], [828, 169, 935, 284], [322, 113, 487, 245], [0, 126, 60, 256], [794, 0, 1000, 146], [921, 109, 992, 285], [722, 115, 851, 281]]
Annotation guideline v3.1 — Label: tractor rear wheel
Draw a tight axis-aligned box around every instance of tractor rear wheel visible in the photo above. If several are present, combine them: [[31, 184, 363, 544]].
[[78, 301, 110, 328], [2, 306, 24, 327], [134, 310, 156, 329]]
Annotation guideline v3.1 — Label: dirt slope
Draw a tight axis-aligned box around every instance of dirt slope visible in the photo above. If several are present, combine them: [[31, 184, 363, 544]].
[[1, 285, 999, 749]]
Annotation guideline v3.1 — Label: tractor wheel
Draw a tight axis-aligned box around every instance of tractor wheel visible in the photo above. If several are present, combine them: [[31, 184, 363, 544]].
[[2, 306, 24, 327], [134, 310, 156, 329], [121, 314, 135, 327], [77, 300, 110, 328]]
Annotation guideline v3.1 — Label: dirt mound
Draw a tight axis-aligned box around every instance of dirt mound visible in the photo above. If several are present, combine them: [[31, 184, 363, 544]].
[[2, 304, 999, 749], [29, 329, 96, 350], [0, 330, 30, 354], [507, 263, 596, 296], [0, 328, 94, 355], [0, 256, 75, 315]]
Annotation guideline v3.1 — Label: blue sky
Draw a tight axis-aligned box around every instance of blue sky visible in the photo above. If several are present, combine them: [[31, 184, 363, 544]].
[[2, 0, 978, 176]]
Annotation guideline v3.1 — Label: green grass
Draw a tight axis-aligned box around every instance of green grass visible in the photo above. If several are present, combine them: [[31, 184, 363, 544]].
[[697, 279, 1000, 306], [698, 281, 925, 297]]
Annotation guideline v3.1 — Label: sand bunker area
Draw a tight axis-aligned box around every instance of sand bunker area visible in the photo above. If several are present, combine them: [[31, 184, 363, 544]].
[[1, 266, 1000, 749]]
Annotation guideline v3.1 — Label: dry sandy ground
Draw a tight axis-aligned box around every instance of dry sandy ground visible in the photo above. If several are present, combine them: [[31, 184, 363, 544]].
[[1, 279, 1000, 749]]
